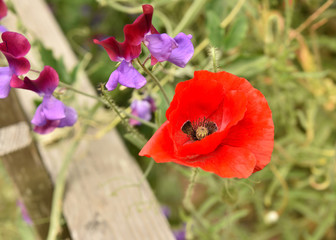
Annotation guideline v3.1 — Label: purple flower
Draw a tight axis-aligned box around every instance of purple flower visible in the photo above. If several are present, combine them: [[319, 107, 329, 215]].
[[0, 66, 12, 98], [94, 5, 194, 91], [173, 226, 186, 240], [17, 200, 32, 225], [145, 32, 194, 67], [129, 97, 156, 126], [0, 31, 31, 98], [161, 205, 171, 218], [0, 25, 7, 33], [11, 66, 77, 134], [106, 60, 146, 91], [32, 96, 77, 134]]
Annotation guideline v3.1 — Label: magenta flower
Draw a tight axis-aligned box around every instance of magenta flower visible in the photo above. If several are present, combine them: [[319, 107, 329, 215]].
[[0, 31, 31, 98], [129, 96, 156, 126], [93, 4, 154, 91], [0, 31, 31, 75], [0, 0, 7, 20], [94, 4, 193, 91], [11, 66, 77, 134]]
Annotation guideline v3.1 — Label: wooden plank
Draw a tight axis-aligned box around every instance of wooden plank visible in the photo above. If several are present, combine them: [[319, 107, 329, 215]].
[[4, 0, 175, 239], [0, 91, 71, 240]]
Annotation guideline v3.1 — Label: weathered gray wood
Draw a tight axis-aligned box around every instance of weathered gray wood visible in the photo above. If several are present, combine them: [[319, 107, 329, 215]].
[[4, 0, 175, 239], [0, 91, 71, 240]]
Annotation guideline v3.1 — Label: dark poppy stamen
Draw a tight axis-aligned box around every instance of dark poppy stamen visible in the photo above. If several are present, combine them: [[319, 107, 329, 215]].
[[181, 117, 217, 141]]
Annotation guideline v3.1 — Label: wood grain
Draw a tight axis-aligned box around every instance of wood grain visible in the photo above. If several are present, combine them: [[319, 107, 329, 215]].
[[3, 0, 175, 239]]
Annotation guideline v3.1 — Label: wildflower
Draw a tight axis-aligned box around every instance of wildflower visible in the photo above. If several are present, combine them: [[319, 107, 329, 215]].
[[93, 4, 154, 91], [173, 225, 186, 240], [11, 66, 77, 134], [0, 0, 7, 20], [0, 31, 31, 98], [144, 32, 194, 67], [94, 4, 194, 90], [140, 71, 274, 178], [129, 96, 156, 126], [17, 200, 33, 225]]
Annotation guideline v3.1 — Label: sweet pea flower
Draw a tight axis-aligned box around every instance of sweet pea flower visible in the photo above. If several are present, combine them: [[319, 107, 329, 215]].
[[129, 96, 156, 126], [144, 32, 194, 67], [95, 4, 193, 91], [0, 31, 31, 98], [11, 66, 77, 134], [93, 4, 155, 91], [0, 0, 7, 20]]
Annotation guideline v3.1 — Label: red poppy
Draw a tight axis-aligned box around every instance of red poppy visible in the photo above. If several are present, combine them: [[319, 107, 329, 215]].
[[139, 71, 274, 178]]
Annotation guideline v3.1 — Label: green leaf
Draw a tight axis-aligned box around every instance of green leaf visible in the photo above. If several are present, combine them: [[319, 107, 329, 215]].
[[223, 56, 270, 78], [37, 41, 77, 84], [124, 133, 146, 149], [223, 15, 248, 50], [206, 10, 224, 47]]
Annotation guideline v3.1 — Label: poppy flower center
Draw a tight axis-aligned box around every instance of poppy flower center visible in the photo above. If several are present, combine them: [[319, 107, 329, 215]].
[[181, 117, 217, 141]]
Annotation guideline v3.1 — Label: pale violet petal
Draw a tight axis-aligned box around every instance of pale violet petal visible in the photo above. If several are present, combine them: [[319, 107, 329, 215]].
[[145, 33, 177, 62], [42, 96, 66, 120], [168, 33, 194, 68]]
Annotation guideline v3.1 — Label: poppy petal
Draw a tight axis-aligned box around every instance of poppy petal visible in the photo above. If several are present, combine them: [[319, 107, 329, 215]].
[[180, 145, 257, 178], [223, 88, 274, 172], [175, 90, 247, 158], [139, 122, 176, 163]]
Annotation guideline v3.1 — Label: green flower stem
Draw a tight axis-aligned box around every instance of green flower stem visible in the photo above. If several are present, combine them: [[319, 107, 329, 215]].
[[124, 111, 158, 130], [47, 102, 101, 240], [136, 58, 170, 107], [220, 0, 246, 29], [58, 82, 104, 103], [183, 168, 199, 240], [101, 87, 148, 147], [211, 47, 218, 73], [183, 168, 199, 210], [58, 82, 158, 130], [173, 0, 207, 36]]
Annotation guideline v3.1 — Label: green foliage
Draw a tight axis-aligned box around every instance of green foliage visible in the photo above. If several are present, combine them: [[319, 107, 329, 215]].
[[3, 0, 336, 239], [37, 41, 79, 84]]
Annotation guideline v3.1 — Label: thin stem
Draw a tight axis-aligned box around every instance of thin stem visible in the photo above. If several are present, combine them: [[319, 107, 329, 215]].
[[183, 168, 199, 211], [136, 58, 170, 106], [220, 0, 246, 29], [183, 168, 199, 240], [59, 82, 158, 129], [47, 102, 101, 240], [101, 87, 148, 147], [173, 0, 207, 35], [211, 47, 218, 73], [124, 111, 158, 129], [30, 69, 41, 74], [291, 0, 333, 39], [58, 82, 104, 103]]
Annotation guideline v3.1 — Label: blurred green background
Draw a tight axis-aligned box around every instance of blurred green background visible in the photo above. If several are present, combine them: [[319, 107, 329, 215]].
[[1, 0, 336, 239]]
